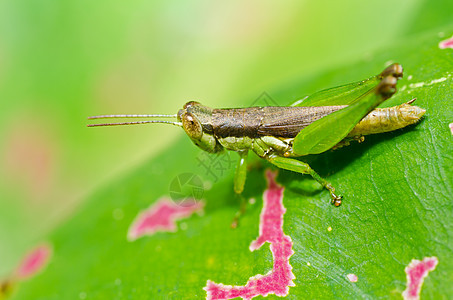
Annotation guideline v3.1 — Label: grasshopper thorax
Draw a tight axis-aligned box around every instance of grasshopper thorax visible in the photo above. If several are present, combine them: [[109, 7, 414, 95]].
[[177, 101, 223, 153]]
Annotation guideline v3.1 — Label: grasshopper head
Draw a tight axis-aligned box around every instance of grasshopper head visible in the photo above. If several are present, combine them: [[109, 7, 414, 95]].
[[177, 101, 223, 153], [87, 101, 223, 153]]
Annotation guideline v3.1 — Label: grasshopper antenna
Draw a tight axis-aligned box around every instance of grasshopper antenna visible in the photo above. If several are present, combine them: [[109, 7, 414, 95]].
[[87, 114, 182, 127], [87, 114, 177, 119], [87, 120, 182, 127]]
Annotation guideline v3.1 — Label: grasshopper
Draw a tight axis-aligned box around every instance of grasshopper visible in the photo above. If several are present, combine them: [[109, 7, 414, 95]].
[[88, 64, 425, 206]]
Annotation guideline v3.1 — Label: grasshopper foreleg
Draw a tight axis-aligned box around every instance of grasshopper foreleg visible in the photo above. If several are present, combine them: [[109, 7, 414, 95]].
[[266, 154, 342, 206], [231, 151, 249, 228], [233, 151, 248, 194]]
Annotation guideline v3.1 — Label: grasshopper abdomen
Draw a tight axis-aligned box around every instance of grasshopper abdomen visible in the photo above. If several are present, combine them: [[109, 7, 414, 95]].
[[347, 99, 425, 137]]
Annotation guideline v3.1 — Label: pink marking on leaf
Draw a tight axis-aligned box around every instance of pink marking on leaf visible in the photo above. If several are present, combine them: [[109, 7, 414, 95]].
[[402, 257, 438, 300], [449, 123, 453, 135], [15, 244, 52, 279], [127, 197, 204, 241], [347, 273, 358, 283], [204, 170, 295, 300], [439, 35, 453, 49], [3, 121, 57, 199]]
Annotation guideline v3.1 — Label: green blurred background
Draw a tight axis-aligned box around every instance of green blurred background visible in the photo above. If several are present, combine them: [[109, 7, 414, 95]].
[[0, 0, 450, 279]]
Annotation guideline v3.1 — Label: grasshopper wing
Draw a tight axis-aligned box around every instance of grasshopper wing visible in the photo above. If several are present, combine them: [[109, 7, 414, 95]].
[[292, 64, 403, 156], [292, 63, 402, 107]]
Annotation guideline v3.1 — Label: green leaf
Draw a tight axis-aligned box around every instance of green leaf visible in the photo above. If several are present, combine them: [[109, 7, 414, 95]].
[[11, 29, 453, 299]]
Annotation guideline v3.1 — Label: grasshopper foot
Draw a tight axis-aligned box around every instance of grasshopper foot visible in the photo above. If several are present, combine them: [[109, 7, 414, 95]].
[[325, 183, 342, 207], [377, 76, 398, 99], [380, 63, 403, 79], [330, 194, 343, 207], [230, 193, 247, 229]]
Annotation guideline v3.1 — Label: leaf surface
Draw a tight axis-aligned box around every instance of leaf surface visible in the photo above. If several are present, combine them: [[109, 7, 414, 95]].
[[11, 27, 453, 300]]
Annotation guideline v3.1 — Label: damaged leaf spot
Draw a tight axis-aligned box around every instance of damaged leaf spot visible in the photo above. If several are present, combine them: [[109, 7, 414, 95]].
[[127, 198, 204, 241], [402, 257, 438, 300], [0, 244, 51, 297], [15, 244, 52, 279], [449, 123, 453, 135], [398, 74, 450, 92], [204, 170, 295, 300], [439, 35, 453, 49], [346, 274, 358, 283]]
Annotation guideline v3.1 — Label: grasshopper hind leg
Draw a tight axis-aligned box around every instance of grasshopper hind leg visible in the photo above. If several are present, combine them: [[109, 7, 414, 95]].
[[251, 137, 342, 206], [266, 154, 343, 206]]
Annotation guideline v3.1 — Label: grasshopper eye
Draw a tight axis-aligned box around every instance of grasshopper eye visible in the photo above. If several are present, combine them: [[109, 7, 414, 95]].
[[181, 112, 203, 140], [183, 101, 200, 109]]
